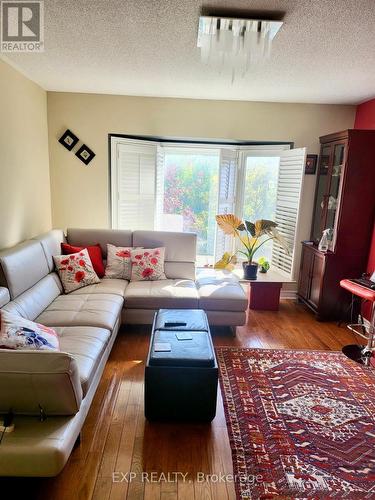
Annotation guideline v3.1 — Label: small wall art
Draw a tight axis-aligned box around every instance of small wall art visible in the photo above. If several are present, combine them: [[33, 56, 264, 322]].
[[75, 144, 96, 165], [58, 129, 79, 151], [305, 154, 318, 175]]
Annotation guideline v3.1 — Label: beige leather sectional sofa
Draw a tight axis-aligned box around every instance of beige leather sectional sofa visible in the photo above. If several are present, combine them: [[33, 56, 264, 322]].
[[0, 228, 247, 477]]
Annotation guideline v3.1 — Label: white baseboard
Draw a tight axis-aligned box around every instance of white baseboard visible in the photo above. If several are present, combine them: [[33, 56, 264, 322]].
[[281, 281, 298, 300], [281, 290, 297, 300]]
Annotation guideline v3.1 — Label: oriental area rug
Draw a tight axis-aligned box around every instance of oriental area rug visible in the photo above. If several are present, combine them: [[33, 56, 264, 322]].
[[216, 347, 375, 499]]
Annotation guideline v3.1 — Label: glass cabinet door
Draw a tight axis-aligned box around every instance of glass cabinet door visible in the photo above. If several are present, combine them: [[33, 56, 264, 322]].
[[325, 142, 345, 235], [311, 145, 331, 242]]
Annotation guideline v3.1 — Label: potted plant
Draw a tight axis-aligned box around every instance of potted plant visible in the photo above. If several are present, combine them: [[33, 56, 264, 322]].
[[258, 257, 270, 273], [215, 214, 289, 280]]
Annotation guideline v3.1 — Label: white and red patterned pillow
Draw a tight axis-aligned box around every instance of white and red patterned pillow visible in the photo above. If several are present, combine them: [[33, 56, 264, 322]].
[[53, 248, 100, 293], [104, 244, 134, 280], [0, 310, 60, 351], [130, 247, 166, 281]]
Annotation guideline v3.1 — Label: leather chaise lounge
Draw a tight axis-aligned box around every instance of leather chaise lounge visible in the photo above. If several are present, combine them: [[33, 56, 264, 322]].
[[0, 228, 247, 477]]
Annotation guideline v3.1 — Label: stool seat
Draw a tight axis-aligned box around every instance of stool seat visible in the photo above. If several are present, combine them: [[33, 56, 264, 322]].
[[340, 279, 375, 302]]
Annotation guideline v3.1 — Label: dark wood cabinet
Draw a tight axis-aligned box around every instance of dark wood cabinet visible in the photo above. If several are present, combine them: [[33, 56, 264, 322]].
[[298, 129, 375, 320], [309, 251, 325, 308], [298, 246, 313, 300], [298, 244, 329, 318]]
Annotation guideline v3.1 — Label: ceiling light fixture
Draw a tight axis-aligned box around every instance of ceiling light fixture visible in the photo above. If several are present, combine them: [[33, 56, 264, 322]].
[[197, 16, 283, 81]]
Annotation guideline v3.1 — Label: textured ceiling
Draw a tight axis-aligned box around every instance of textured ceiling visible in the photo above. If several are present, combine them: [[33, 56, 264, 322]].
[[2, 0, 375, 104]]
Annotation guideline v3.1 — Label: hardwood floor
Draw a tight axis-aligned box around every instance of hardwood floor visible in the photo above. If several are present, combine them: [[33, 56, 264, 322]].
[[1, 301, 358, 500]]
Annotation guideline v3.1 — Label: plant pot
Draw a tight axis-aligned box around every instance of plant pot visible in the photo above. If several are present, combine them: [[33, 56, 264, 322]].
[[242, 262, 258, 280], [259, 267, 268, 274]]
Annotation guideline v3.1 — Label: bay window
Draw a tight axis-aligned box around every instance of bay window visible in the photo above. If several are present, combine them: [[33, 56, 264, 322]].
[[110, 136, 306, 278]]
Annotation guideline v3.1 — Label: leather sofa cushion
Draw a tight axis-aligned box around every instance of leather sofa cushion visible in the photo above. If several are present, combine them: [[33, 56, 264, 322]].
[[36, 293, 123, 331], [196, 271, 248, 312], [2, 273, 62, 321], [67, 228, 132, 257], [132, 230, 196, 263], [198, 283, 248, 312], [55, 326, 111, 395], [70, 278, 128, 297], [164, 262, 196, 281], [123, 308, 246, 326], [0, 240, 49, 299], [132, 231, 197, 280], [124, 279, 199, 309], [32, 229, 66, 272], [0, 287, 10, 308], [0, 349, 82, 415]]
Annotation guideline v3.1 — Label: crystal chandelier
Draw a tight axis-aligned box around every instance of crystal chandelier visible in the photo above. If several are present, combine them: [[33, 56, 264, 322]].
[[197, 16, 283, 81]]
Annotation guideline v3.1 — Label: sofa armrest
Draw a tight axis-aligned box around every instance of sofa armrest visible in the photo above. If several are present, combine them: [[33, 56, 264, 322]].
[[0, 350, 83, 416], [0, 287, 10, 308]]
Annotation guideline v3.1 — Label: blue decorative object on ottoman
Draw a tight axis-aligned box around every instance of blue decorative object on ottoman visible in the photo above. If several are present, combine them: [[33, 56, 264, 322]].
[[144, 309, 218, 421]]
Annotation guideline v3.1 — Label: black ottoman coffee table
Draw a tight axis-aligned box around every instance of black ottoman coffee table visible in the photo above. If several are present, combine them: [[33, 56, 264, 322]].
[[144, 309, 218, 422]]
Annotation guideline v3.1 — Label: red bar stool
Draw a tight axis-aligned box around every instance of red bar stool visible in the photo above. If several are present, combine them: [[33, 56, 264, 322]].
[[340, 279, 375, 366]]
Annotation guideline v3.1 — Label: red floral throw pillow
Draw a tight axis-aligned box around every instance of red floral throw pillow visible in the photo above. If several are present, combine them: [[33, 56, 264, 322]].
[[104, 244, 134, 280], [53, 248, 100, 293], [61, 242, 105, 278], [130, 247, 166, 281]]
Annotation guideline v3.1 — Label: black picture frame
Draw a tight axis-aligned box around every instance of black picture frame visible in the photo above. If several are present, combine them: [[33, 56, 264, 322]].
[[58, 129, 79, 151], [76, 144, 96, 165], [305, 154, 318, 175]]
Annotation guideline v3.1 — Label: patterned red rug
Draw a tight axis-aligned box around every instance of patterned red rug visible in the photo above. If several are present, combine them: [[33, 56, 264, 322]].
[[216, 347, 375, 499]]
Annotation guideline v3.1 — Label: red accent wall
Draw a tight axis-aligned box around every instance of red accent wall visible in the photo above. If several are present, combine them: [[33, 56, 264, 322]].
[[354, 98, 375, 275], [368, 228, 375, 275], [355, 99, 375, 130]]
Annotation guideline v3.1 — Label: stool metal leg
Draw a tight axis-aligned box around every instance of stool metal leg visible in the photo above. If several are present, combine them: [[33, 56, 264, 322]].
[[342, 301, 375, 366], [362, 302, 375, 363]]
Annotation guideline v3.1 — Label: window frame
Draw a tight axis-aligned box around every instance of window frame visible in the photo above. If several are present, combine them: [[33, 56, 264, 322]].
[[109, 134, 292, 229], [235, 145, 291, 220], [109, 135, 296, 269]]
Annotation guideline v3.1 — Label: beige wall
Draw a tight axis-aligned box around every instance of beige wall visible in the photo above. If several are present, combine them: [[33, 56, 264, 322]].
[[0, 59, 52, 249], [47, 92, 355, 249]]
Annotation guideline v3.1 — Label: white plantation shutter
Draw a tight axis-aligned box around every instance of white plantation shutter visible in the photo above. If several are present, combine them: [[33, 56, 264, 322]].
[[154, 145, 165, 230], [112, 142, 157, 230], [215, 149, 238, 260], [271, 147, 306, 278]]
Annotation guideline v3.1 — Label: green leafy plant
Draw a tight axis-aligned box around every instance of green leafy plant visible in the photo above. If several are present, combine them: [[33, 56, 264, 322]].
[[258, 257, 270, 273], [214, 214, 289, 269]]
